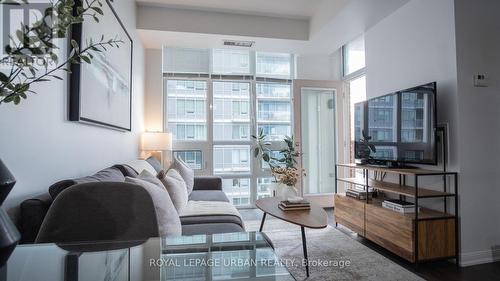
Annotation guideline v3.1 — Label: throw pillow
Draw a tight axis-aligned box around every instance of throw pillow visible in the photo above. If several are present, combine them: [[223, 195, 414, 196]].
[[159, 169, 188, 212], [172, 156, 195, 194], [125, 160, 158, 176], [125, 176, 181, 237], [137, 170, 165, 190], [145, 156, 162, 173]]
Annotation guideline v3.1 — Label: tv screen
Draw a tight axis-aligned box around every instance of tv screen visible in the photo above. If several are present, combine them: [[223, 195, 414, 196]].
[[354, 82, 437, 165]]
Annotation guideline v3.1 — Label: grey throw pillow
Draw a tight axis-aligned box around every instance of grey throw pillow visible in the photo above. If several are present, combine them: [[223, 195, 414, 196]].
[[125, 174, 181, 237], [172, 156, 195, 194], [137, 170, 166, 190], [159, 169, 188, 212]]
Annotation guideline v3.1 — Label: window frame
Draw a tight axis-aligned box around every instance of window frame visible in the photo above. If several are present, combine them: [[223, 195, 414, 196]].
[[342, 35, 366, 169], [342, 35, 366, 81]]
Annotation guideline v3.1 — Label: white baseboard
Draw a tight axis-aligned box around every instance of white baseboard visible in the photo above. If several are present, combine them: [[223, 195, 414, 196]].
[[460, 248, 500, 267]]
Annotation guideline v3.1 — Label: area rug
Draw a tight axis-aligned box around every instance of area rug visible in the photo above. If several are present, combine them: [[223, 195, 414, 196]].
[[245, 219, 424, 281]]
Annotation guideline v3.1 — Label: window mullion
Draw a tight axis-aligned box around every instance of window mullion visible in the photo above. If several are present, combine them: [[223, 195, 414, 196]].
[[207, 79, 214, 174]]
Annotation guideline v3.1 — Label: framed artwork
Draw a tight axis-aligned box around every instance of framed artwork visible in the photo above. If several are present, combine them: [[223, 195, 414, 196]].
[[69, 0, 133, 131]]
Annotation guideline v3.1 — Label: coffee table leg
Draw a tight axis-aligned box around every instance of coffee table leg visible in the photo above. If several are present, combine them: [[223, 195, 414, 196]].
[[259, 212, 267, 232], [301, 226, 309, 277]]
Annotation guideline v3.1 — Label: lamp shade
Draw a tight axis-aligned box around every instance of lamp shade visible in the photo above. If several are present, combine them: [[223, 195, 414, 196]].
[[141, 132, 172, 151]]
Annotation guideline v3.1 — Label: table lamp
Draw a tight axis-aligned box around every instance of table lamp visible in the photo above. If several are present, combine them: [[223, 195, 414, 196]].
[[141, 132, 172, 167]]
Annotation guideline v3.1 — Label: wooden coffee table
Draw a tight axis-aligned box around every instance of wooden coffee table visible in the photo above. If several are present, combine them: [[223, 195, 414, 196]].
[[255, 197, 328, 277]]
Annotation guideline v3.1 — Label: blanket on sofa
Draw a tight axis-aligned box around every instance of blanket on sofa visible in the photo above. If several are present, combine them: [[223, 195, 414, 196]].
[[179, 201, 242, 220]]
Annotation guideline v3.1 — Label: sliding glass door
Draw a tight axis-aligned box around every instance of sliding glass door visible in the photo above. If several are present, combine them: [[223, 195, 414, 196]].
[[293, 80, 347, 207]]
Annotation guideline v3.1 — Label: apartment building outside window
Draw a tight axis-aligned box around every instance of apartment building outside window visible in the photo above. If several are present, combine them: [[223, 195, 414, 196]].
[[163, 47, 293, 207]]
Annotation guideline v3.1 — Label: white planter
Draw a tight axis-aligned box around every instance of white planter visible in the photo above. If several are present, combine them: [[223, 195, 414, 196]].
[[271, 183, 298, 201]]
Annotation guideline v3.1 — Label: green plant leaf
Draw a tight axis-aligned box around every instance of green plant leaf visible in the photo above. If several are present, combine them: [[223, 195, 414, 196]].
[[263, 153, 270, 162], [0, 72, 8, 83], [80, 55, 91, 64], [91, 7, 103, 15], [70, 39, 79, 50]]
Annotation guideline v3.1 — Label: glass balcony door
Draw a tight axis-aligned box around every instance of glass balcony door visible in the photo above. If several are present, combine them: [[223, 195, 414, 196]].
[[293, 80, 347, 207]]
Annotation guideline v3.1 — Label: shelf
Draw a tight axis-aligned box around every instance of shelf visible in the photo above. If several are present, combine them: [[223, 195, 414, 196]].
[[337, 163, 457, 176], [338, 177, 455, 198], [336, 194, 455, 220], [369, 198, 455, 220]]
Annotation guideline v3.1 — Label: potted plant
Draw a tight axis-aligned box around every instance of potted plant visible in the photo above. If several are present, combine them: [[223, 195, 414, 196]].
[[252, 129, 305, 200], [356, 130, 377, 164]]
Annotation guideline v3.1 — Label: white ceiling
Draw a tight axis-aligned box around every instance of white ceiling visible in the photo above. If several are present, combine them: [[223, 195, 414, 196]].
[[136, 0, 325, 19]]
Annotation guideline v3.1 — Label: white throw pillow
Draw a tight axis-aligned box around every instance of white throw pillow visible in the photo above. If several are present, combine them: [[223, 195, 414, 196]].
[[125, 174, 181, 237], [159, 169, 189, 212], [172, 156, 195, 194], [125, 160, 158, 176]]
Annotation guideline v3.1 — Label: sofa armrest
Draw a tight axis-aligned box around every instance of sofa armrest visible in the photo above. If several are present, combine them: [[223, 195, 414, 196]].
[[193, 176, 222, 191], [36, 182, 159, 244], [20, 193, 53, 244]]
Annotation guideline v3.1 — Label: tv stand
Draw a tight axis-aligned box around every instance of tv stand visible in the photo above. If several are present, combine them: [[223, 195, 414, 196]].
[[335, 163, 459, 265], [356, 162, 416, 169]]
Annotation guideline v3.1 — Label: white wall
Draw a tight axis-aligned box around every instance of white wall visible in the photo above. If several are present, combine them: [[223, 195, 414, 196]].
[[296, 53, 341, 81], [453, 0, 500, 266], [0, 0, 145, 217], [365, 0, 459, 169], [365, 0, 500, 266]]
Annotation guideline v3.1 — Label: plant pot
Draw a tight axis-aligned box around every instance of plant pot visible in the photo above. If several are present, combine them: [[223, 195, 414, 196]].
[[0, 159, 20, 266], [282, 185, 299, 201], [272, 183, 298, 201]]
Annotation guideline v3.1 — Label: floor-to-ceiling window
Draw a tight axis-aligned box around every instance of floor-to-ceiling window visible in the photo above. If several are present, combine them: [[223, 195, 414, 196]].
[[342, 35, 367, 162], [163, 47, 294, 207]]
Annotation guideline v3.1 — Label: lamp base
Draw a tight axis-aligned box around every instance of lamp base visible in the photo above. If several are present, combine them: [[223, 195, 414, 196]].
[[0, 208, 19, 266], [149, 151, 162, 163]]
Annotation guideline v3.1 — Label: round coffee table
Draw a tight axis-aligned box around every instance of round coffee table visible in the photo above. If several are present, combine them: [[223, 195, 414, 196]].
[[255, 197, 328, 277]]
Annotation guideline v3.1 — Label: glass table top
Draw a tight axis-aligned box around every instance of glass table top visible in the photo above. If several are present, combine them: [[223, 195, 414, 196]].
[[4, 232, 294, 281]]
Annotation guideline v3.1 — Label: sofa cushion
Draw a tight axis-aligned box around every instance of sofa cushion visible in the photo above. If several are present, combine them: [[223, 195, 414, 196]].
[[145, 156, 162, 173], [159, 169, 188, 212], [172, 156, 194, 194], [179, 201, 241, 222], [125, 175, 181, 237], [48, 167, 125, 199], [193, 177, 222, 191], [180, 215, 243, 228], [189, 190, 229, 203], [182, 223, 244, 236]]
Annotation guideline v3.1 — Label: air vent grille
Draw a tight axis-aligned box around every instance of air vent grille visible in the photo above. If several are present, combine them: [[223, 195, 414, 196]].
[[223, 40, 255, 48]]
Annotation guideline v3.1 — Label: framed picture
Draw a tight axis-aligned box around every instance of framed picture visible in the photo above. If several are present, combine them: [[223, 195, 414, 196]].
[[69, 0, 133, 131]]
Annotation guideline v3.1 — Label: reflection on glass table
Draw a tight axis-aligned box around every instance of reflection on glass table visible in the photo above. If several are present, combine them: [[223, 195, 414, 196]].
[[162, 232, 294, 281], [4, 232, 293, 281]]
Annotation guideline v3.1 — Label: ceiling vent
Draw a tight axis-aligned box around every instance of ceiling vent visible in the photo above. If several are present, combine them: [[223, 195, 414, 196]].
[[223, 40, 255, 48]]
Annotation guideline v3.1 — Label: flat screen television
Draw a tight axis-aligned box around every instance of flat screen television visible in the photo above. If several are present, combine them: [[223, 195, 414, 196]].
[[354, 82, 437, 166]]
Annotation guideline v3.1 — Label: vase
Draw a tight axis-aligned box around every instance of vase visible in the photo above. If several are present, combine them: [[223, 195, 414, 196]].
[[283, 185, 299, 201], [0, 159, 20, 266]]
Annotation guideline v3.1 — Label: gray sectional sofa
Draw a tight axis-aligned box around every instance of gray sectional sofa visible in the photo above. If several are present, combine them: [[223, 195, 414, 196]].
[[18, 159, 245, 244]]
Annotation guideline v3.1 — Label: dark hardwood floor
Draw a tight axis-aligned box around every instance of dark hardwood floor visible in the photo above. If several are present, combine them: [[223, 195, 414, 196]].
[[240, 208, 500, 281]]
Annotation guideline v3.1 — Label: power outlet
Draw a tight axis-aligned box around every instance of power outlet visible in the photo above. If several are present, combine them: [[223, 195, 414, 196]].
[[473, 74, 488, 87]]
